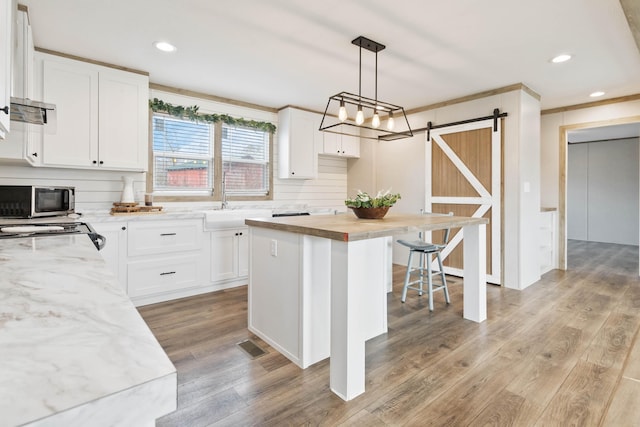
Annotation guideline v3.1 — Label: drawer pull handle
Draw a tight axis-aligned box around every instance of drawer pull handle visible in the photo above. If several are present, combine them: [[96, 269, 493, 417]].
[[160, 271, 176, 276], [160, 233, 177, 236]]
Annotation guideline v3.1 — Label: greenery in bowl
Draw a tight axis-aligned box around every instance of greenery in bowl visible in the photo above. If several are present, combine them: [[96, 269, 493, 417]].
[[345, 190, 401, 208]]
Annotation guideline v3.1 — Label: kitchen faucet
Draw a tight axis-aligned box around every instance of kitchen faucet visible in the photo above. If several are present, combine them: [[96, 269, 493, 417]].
[[221, 171, 228, 210]]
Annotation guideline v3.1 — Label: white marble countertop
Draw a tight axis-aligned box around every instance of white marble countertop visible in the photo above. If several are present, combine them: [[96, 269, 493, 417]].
[[0, 234, 176, 426]]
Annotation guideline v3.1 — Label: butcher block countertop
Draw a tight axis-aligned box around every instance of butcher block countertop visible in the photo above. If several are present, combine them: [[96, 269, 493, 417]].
[[245, 212, 489, 242]]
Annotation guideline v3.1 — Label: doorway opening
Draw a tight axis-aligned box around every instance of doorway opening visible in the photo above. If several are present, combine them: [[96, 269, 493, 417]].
[[560, 118, 640, 272]]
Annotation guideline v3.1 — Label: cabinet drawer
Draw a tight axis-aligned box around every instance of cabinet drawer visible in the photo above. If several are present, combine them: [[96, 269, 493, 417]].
[[128, 220, 202, 256], [127, 254, 200, 297]]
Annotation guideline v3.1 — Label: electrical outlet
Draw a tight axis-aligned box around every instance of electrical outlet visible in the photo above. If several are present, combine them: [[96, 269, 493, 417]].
[[270, 239, 277, 257]]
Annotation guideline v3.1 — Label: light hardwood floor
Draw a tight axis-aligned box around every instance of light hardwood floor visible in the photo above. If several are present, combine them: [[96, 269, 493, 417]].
[[139, 240, 640, 426]]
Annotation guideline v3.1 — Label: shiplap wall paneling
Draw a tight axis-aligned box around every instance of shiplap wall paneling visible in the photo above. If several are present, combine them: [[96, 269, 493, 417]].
[[0, 165, 145, 211], [272, 153, 347, 208]]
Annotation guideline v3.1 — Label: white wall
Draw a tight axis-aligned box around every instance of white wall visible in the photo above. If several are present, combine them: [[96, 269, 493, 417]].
[[567, 138, 639, 245], [348, 88, 542, 290]]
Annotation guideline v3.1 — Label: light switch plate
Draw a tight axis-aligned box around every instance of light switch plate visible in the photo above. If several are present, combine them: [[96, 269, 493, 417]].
[[270, 239, 277, 257]]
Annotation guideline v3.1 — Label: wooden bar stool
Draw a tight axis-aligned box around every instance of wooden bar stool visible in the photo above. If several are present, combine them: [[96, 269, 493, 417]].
[[397, 213, 452, 311]]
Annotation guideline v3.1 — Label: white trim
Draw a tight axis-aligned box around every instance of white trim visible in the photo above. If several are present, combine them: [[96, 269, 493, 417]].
[[431, 196, 492, 204]]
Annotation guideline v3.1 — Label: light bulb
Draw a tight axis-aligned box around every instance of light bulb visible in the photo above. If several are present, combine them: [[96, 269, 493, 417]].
[[338, 101, 348, 122], [372, 112, 380, 128], [355, 106, 364, 125], [387, 111, 395, 131]]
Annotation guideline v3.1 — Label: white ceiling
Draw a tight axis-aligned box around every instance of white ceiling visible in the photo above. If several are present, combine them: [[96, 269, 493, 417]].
[[20, 0, 640, 114]]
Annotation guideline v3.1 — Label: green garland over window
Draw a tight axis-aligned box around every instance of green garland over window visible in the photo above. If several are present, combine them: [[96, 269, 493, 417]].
[[149, 98, 276, 133]]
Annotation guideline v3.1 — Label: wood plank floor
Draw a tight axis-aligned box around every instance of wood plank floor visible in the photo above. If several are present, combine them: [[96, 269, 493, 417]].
[[138, 240, 640, 426]]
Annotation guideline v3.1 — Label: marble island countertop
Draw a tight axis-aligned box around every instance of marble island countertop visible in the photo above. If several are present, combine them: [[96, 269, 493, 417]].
[[245, 212, 489, 242], [0, 235, 176, 426]]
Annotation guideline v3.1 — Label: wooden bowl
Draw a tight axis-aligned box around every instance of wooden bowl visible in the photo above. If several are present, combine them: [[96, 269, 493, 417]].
[[349, 206, 390, 219]]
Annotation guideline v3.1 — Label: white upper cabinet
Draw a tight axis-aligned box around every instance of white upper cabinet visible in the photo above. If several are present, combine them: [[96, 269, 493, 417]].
[[35, 52, 149, 171], [321, 131, 360, 158], [278, 107, 320, 179], [0, 0, 16, 139]]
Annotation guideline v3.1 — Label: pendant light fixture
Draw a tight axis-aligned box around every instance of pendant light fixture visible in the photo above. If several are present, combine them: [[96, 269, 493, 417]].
[[319, 36, 413, 141]]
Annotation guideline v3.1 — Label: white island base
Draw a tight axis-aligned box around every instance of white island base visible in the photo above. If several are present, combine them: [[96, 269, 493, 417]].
[[248, 228, 390, 376], [247, 214, 487, 401]]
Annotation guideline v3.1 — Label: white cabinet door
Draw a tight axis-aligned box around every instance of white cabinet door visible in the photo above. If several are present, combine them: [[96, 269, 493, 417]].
[[211, 228, 238, 282], [0, 8, 37, 163], [322, 132, 341, 156], [98, 68, 148, 171], [41, 56, 99, 168], [92, 221, 128, 292], [211, 227, 248, 282], [0, 0, 15, 139], [340, 134, 360, 158], [237, 228, 249, 277], [278, 107, 319, 179]]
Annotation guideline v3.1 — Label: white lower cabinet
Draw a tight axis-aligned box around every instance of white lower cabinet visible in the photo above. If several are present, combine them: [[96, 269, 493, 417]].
[[126, 219, 207, 305], [90, 217, 220, 306], [211, 227, 249, 282], [91, 216, 254, 306]]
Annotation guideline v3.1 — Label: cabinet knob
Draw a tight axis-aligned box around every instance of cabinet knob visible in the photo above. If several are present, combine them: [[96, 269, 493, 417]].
[[291, 171, 295, 175], [32, 152, 38, 157], [121, 226, 126, 231], [92, 160, 97, 164], [239, 232, 243, 236], [1, 106, 8, 115], [99, 160, 104, 165]]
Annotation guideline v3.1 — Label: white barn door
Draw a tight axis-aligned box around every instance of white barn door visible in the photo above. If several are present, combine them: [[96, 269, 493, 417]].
[[426, 119, 501, 284]]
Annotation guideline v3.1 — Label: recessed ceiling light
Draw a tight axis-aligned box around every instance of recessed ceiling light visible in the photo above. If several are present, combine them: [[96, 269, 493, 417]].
[[590, 91, 605, 98], [551, 54, 572, 63], [154, 41, 177, 53]]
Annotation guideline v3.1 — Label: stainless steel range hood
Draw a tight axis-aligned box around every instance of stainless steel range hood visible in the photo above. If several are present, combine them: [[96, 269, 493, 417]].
[[10, 97, 56, 125]]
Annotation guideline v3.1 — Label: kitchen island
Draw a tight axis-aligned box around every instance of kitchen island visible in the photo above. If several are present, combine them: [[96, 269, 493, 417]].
[[0, 234, 176, 426], [246, 212, 488, 401]]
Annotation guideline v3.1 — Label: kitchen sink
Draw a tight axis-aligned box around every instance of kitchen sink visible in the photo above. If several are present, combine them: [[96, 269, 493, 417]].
[[203, 209, 273, 230]]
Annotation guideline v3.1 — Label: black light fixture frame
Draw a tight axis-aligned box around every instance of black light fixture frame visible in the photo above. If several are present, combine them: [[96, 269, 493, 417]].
[[319, 36, 413, 141]]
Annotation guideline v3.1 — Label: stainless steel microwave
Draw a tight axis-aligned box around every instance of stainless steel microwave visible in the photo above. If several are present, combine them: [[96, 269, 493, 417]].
[[0, 185, 75, 218]]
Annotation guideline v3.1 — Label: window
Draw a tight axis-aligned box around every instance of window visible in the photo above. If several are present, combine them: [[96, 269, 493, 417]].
[[151, 112, 271, 199], [221, 124, 270, 196], [153, 115, 213, 193]]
